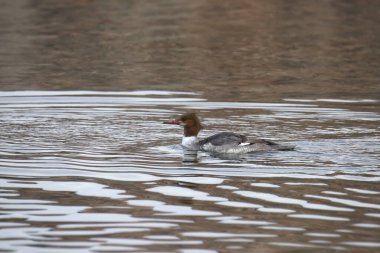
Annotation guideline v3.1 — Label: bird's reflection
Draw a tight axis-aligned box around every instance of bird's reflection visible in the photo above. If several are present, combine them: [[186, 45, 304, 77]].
[[182, 149, 199, 163], [208, 152, 246, 162], [181, 148, 247, 163]]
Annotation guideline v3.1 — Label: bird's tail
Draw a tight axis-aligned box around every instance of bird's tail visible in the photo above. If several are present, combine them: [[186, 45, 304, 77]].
[[275, 144, 296, 151]]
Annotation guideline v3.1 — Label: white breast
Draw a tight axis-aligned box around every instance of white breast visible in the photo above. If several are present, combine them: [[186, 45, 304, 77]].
[[181, 136, 199, 150]]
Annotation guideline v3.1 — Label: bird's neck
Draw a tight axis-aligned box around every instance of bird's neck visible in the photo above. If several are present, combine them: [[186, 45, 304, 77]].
[[181, 136, 199, 150], [184, 125, 201, 137]]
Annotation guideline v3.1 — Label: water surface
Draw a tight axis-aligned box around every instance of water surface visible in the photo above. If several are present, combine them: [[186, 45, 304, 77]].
[[0, 91, 379, 252], [1, 1, 380, 252]]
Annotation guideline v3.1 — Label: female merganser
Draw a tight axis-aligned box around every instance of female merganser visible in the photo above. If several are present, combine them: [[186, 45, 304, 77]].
[[164, 113, 295, 154]]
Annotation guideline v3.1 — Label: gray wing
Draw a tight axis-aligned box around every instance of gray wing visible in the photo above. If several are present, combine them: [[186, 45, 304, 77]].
[[199, 132, 247, 146]]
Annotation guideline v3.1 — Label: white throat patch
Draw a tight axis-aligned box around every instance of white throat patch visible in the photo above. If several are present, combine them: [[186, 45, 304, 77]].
[[181, 136, 199, 150]]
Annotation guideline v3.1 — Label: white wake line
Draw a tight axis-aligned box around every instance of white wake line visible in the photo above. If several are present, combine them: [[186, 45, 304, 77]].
[[0, 90, 199, 97]]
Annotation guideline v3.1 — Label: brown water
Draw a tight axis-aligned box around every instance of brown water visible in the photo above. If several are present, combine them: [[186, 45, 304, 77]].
[[0, 1, 380, 253]]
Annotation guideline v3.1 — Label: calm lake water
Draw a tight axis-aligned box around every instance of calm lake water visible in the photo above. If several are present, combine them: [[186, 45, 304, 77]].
[[0, 1, 380, 253]]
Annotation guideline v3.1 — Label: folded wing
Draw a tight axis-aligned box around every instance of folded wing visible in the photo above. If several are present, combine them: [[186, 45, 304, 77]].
[[199, 132, 247, 146]]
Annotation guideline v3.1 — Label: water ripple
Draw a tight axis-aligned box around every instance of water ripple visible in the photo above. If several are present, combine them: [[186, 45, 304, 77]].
[[0, 91, 379, 252]]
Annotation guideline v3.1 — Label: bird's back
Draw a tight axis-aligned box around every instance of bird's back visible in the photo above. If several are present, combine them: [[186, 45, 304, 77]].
[[199, 132, 295, 154]]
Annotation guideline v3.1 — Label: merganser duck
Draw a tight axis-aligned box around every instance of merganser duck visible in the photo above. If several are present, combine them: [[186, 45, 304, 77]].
[[164, 113, 295, 154]]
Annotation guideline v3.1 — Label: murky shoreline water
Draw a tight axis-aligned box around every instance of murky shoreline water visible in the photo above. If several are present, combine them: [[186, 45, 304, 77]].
[[0, 91, 379, 252], [1, 1, 380, 100]]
